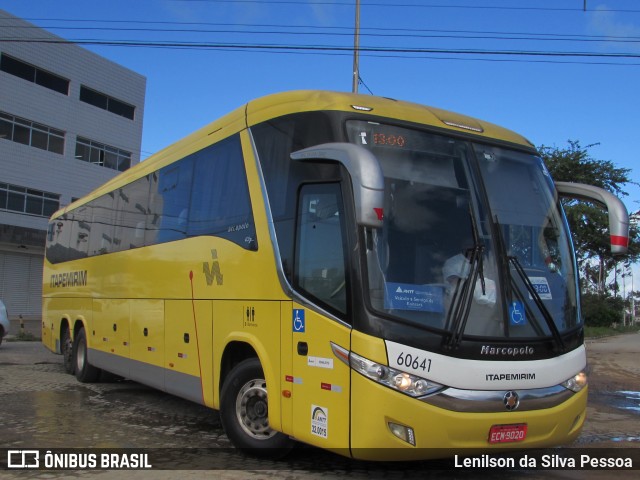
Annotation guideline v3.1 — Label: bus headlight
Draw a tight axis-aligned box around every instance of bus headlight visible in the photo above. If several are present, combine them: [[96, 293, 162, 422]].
[[350, 351, 443, 397], [562, 371, 587, 392]]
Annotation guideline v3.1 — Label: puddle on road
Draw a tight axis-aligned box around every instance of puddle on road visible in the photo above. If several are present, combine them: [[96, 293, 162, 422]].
[[591, 389, 640, 416], [616, 390, 640, 413], [610, 436, 640, 442]]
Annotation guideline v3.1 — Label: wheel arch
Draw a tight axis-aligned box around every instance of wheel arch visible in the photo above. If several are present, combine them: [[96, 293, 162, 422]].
[[55, 315, 72, 354], [59, 317, 71, 337], [72, 317, 90, 345], [72, 318, 86, 334], [219, 340, 259, 396], [217, 336, 283, 432]]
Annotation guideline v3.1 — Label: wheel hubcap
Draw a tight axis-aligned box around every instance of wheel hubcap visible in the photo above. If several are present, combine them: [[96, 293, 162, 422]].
[[76, 340, 86, 371], [235, 378, 277, 439]]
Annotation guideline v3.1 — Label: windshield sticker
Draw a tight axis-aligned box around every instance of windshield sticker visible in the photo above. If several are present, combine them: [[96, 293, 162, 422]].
[[384, 282, 444, 313], [527, 277, 553, 300], [509, 301, 526, 326]]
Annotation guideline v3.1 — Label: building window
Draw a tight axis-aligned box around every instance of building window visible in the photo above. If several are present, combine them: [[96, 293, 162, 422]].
[[0, 182, 60, 217], [79, 86, 135, 120], [0, 111, 65, 154], [75, 137, 131, 172], [0, 53, 69, 95]]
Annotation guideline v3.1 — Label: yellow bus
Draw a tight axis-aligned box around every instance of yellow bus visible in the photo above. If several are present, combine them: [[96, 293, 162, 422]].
[[42, 90, 629, 460]]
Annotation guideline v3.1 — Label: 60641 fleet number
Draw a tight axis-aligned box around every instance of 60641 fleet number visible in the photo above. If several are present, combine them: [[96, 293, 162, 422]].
[[395, 352, 431, 372]]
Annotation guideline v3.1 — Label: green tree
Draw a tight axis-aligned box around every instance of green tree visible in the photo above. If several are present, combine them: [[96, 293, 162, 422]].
[[580, 292, 624, 327], [538, 141, 640, 295]]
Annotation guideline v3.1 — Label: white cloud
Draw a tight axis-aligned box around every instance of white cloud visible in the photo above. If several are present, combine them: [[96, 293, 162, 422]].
[[588, 4, 640, 52]]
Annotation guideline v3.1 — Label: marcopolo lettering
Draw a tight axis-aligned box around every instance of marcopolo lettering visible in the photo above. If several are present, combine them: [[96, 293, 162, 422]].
[[50, 270, 88, 288], [480, 345, 535, 357]]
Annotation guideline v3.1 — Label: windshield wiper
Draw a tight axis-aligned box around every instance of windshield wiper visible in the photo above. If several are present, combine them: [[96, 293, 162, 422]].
[[508, 255, 566, 353], [491, 215, 566, 353], [444, 205, 485, 350]]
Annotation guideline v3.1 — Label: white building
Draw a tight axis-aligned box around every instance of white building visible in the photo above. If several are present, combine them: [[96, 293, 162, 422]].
[[0, 9, 146, 322]]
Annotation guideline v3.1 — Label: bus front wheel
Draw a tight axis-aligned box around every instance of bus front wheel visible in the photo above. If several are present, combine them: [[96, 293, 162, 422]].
[[73, 327, 101, 383], [220, 358, 294, 458]]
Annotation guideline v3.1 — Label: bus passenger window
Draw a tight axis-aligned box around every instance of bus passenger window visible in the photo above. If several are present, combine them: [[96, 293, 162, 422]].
[[294, 183, 348, 315], [187, 135, 256, 250]]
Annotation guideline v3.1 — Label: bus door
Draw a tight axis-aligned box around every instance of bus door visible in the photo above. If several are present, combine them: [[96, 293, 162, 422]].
[[289, 183, 352, 453]]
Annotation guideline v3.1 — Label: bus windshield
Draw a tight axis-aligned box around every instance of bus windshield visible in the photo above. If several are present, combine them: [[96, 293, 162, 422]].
[[346, 120, 579, 341]]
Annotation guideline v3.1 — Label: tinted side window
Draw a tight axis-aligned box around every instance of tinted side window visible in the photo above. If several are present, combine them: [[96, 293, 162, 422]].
[[45, 134, 255, 264], [114, 177, 151, 251], [148, 161, 193, 245], [295, 183, 348, 315], [70, 205, 92, 258], [46, 215, 73, 264], [89, 193, 116, 256], [188, 135, 256, 250], [251, 112, 340, 280]]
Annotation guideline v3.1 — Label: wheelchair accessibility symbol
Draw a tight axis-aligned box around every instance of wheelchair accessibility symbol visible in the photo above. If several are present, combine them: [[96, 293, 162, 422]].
[[509, 301, 526, 326], [293, 309, 306, 333]]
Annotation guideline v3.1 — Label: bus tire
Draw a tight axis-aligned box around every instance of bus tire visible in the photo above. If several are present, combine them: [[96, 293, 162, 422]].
[[61, 327, 74, 374], [73, 327, 101, 383], [220, 358, 294, 458]]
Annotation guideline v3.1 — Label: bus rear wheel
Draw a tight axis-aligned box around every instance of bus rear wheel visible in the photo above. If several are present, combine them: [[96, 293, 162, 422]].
[[61, 327, 74, 374], [73, 327, 101, 383], [220, 358, 294, 458]]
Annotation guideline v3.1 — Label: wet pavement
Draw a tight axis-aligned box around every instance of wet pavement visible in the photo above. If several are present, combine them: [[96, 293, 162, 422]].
[[1, 334, 639, 479]]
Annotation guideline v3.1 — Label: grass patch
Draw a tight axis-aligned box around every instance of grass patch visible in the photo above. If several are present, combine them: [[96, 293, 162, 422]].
[[7, 330, 40, 342], [584, 324, 640, 339]]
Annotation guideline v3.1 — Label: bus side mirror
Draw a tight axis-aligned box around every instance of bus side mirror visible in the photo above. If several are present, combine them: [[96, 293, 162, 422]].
[[555, 181, 629, 255], [291, 143, 385, 228]]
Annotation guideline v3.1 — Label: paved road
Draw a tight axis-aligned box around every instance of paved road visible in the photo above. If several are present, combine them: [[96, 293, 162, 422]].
[[1, 335, 639, 479]]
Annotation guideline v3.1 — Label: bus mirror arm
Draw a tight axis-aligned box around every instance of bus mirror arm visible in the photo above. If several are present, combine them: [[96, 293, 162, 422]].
[[291, 143, 385, 228], [555, 181, 629, 255]]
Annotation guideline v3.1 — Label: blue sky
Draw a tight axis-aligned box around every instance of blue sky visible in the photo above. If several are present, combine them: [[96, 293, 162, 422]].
[[2, 0, 639, 216]]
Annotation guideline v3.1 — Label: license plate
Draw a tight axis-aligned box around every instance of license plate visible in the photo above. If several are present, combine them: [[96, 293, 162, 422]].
[[488, 424, 528, 444]]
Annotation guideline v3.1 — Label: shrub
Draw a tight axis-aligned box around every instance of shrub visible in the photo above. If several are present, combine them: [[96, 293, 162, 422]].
[[581, 293, 624, 327]]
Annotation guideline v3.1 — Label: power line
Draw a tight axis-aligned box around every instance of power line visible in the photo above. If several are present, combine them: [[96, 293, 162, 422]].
[[170, 0, 640, 13], [3, 36, 639, 62], [358, 75, 374, 95], [6, 23, 640, 46], [9, 17, 640, 42]]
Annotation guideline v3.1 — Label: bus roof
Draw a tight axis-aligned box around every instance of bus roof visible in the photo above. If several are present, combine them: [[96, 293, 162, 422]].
[[53, 90, 535, 217], [246, 90, 534, 149]]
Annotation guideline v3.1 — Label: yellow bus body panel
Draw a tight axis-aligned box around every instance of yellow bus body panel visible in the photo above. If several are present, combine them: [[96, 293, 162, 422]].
[[93, 298, 130, 357], [350, 374, 587, 460], [210, 300, 284, 427], [287, 304, 352, 454]]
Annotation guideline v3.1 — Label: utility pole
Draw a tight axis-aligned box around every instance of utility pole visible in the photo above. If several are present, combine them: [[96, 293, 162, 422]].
[[632, 269, 636, 324], [352, 0, 361, 93]]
